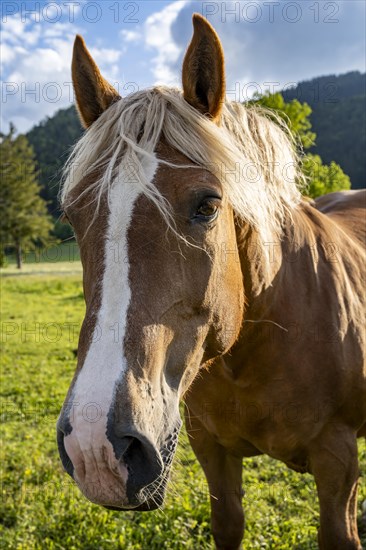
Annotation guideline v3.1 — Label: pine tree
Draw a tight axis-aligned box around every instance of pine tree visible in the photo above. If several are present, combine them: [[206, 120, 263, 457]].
[[0, 124, 53, 268]]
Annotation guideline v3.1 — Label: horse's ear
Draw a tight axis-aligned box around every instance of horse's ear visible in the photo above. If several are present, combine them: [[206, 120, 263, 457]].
[[182, 14, 225, 120], [72, 35, 120, 128]]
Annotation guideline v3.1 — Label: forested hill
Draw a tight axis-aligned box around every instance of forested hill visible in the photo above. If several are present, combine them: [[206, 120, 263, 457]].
[[27, 106, 83, 217], [282, 71, 365, 188], [27, 71, 365, 218]]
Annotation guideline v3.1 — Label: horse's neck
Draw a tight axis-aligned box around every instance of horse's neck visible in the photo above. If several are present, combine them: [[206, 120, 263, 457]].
[[235, 223, 286, 302], [228, 199, 365, 377], [236, 201, 329, 314]]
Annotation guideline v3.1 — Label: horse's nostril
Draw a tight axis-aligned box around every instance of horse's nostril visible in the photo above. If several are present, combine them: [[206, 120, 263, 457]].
[[57, 428, 74, 478], [111, 433, 164, 500], [112, 435, 134, 461], [123, 437, 144, 473]]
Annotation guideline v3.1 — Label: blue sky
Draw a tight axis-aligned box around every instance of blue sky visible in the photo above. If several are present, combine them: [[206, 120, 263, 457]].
[[1, 0, 365, 133]]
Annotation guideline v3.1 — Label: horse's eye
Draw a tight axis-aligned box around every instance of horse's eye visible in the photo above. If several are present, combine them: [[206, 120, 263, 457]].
[[195, 198, 220, 221]]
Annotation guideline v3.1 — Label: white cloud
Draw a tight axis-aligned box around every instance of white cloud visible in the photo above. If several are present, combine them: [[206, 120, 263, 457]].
[[144, 0, 190, 85], [2, 0, 365, 134], [144, 0, 366, 100], [1, 16, 42, 47], [1, 13, 121, 133], [91, 47, 121, 65], [1, 43, 27, 65], [120, 28, 142, 44]]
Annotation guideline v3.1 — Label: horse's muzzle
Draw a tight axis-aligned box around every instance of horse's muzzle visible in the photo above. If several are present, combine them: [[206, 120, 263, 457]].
[[56, 421, 173, 509]]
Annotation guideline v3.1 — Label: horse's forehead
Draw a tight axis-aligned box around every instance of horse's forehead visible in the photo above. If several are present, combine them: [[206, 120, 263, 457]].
[[154, 140, 222, 197], [65, 138, 221, 252], [155, 139, 191, 165]]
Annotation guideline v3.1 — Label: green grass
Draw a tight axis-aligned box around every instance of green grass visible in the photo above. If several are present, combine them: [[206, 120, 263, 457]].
[[1, 273, 365, 549], [3, 241, 81, 266], [1, 242, 82, 277]]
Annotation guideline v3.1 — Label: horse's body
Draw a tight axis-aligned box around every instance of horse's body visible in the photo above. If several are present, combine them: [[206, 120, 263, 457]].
[[57, 15, 366, 550], [186, 190, 366, 547]]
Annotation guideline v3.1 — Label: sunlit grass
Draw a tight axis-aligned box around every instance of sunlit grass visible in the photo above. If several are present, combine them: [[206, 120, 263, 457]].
[[1, 242, 81, 277]]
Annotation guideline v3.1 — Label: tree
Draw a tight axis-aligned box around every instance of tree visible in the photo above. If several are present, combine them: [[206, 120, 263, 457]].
[[0, 125, 53, 268], [282, 72, 366, 188], [250, 91, 316, 150], [26, 106, 82, 239], [302, 154, 351, 198], [250, 92, 351, 197]]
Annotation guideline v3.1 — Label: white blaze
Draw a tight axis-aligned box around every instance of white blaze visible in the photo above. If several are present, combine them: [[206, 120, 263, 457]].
[[64, 156, 158, 474]]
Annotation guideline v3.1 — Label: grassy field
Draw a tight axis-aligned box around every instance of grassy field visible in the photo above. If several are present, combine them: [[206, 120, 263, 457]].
[[1, 266, 365, 549], [3, 241, 81, 267]]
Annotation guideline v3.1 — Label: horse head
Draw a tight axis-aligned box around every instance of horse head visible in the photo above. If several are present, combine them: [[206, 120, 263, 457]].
[[57, 15, 245, 510]]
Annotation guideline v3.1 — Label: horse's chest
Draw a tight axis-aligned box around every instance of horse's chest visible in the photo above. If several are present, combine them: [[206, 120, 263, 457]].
[[186, 362, 321, 462]]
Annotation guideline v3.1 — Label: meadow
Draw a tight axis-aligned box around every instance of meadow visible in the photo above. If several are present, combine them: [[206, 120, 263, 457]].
[[1, 256, 365, 549]]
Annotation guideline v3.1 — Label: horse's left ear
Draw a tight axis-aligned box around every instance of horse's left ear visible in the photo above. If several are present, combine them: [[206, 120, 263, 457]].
[[182, 14, 225, 120], [72, 35, 121, 128]]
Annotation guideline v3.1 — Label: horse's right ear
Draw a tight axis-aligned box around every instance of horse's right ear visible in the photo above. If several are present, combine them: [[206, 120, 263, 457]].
[[72, 35, 120, 128], [182, 14, 225, 120]]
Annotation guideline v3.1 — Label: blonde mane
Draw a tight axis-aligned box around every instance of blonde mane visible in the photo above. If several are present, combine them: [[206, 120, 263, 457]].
[[61, 86, 304, 246]]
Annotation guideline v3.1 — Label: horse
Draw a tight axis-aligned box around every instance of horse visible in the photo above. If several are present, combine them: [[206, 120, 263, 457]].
[[57, 14, 366, 550]]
